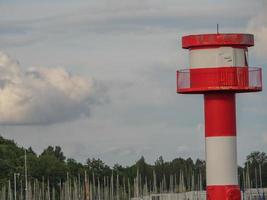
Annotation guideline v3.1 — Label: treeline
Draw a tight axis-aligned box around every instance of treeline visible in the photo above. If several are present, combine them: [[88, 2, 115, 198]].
[[0, 135, 266, 192]]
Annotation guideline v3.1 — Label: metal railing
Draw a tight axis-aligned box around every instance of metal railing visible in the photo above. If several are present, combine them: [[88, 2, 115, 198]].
[[177, 67, 262, 93]]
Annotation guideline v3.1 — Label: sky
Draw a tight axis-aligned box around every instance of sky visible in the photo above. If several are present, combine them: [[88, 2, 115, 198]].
[[0, 0, 266, 166]]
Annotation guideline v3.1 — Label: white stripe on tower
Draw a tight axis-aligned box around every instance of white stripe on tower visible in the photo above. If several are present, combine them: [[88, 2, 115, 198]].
[[206, 136, 238, 185]]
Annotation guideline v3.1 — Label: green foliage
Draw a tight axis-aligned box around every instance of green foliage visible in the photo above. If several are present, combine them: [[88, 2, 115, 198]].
[[86, 158, 111, 178], [243, 151, 267, 188], [41, 146, 66, 162], [0, 136, 24, 182], [0, 135, 266, 191], [67, 158, 84, 177]]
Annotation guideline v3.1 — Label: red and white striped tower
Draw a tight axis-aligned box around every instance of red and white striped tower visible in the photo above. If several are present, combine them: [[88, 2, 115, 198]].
[[177, 33, 262, 200]]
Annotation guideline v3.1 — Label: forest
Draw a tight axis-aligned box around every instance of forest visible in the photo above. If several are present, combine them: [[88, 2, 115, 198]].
[[0, 135, 266, 197]]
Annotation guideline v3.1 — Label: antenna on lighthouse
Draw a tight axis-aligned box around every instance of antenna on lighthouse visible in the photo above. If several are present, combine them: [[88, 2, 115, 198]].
[[217, 24, 219, 34]]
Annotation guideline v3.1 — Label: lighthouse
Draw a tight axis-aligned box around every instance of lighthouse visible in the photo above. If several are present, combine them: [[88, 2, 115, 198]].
[[176, 33, 262, 200]]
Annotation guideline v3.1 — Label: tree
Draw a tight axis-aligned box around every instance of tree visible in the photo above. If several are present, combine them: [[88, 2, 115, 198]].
[[245, 151, 267, 187], [37, 154, 67, 185], [41, 146, 66, 162], [86, 158, 111, 178], [67, 158, 84, 176], [246, 151, 267, 165]]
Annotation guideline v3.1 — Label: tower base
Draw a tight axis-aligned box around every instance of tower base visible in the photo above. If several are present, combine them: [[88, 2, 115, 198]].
[[207, 185, 241, 200]]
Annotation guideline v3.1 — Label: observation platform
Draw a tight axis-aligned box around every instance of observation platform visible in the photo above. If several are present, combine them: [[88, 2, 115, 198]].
[[176, 66, 262, 94]]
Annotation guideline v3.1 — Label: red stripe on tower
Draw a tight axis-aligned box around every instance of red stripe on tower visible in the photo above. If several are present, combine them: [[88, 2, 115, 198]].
[[204, 93, 236, 137]]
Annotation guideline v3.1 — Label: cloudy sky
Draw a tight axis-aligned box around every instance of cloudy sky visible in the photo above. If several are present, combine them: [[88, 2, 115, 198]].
[[0, 0, 266, 166]]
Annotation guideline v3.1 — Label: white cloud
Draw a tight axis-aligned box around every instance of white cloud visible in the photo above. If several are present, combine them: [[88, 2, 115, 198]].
[[246, 2, 267, 60], [177, 145, 188, 154], [196, 123, 204, 134], [0, 52, 106, 125], [263, 133, 267, 144], [0, 0, 259, 48]]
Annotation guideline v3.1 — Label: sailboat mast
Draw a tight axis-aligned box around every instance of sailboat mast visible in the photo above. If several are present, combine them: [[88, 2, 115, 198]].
[[25, 150, 28, 200]]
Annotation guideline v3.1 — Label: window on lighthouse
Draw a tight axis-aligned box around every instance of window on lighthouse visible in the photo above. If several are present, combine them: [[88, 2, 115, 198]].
[[189, 47, 247, 68]]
